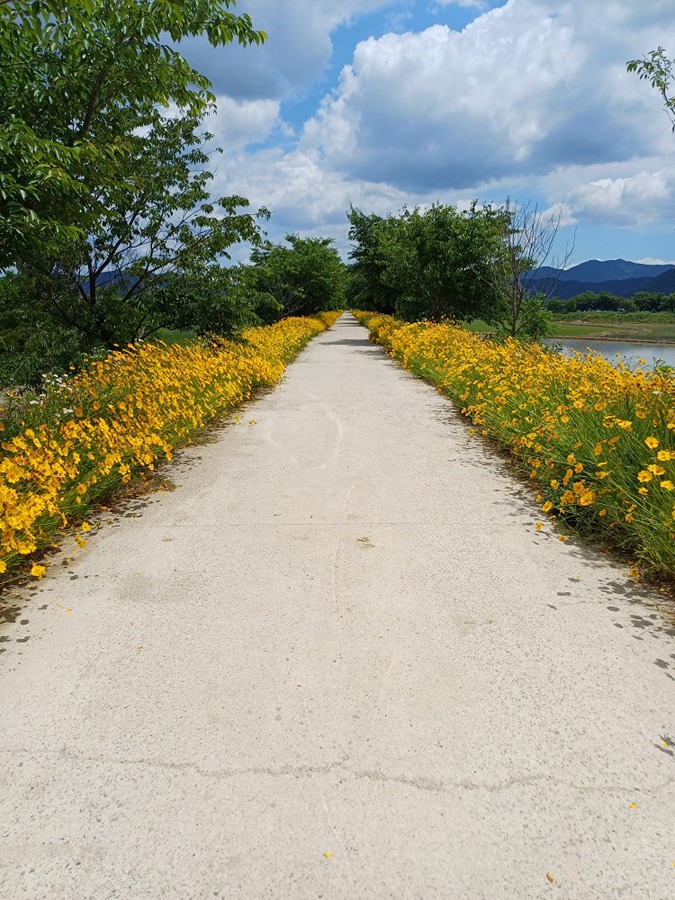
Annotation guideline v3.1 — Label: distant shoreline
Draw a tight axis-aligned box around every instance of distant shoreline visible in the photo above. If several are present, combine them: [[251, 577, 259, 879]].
[[549, 335, 675, 346]]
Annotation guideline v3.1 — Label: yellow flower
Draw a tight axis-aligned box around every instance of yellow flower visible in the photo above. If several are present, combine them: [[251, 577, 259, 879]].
[[645, 436, 659, 449]]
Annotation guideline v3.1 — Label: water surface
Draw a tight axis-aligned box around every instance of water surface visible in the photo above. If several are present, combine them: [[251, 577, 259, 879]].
[[546, 338, 675, 370]]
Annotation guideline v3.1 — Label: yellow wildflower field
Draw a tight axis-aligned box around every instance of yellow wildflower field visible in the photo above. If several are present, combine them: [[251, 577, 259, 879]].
[[354, 311, 675, 579], [0, 313, 340, 579]]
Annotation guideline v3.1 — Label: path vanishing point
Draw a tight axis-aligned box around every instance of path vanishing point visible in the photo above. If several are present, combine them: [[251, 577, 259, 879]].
[[1, 313, 674, 899]]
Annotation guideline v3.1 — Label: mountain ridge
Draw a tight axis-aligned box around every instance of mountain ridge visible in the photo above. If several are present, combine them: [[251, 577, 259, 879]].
[[529, 259, 675, 299]]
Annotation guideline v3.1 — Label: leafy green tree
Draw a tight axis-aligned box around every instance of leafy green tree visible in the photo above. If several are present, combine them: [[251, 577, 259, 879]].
[[346, 206, 399, 313], [245, 235, 345, 319], [0, 0, 265, 270], [378, 203, 508, 323], [24, 108, 268, 347]]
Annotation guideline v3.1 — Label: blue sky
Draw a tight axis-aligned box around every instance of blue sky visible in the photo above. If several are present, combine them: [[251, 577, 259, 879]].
[[183, 0, 675, 266]]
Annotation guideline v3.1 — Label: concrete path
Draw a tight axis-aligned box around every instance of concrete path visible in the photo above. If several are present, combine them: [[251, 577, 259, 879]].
[[1, 313, 674, 899]]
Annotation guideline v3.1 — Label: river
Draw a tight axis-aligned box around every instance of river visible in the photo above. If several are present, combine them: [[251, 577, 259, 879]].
[[545, 338, 675, 370]]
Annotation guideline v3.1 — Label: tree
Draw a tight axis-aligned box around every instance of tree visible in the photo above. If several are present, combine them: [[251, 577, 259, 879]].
[[628, 47, 675, 130], [244, 235, 345, 319], [23, 108, 269, 347], [346, 206, 399, 313], [378, 203, 508, 323], [0, 1, 266, 271], [482, 200, 574, 341]]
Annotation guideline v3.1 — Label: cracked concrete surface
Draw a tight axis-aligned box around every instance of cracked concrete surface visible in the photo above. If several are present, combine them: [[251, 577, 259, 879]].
[[1, 313, 674, 899]]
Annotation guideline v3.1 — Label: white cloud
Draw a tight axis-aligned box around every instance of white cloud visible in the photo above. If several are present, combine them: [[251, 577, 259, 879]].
[[199, 0, 675, 259], [435, 1, 489, 7], [182, 0, 396, 100], [635, 257, 675, 266], [565, 170, 675, 226], [208, 143, 410, 257], [304, 0, 675, 192], [540, 202, 578, 229], [209, 97, 281, 149]]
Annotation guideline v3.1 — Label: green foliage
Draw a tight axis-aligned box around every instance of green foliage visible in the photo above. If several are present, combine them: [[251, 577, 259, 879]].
[[0, 274, 106, 387], [22, 107, 269, 347], [347, 202, 508, 323], [547, 291, 675, 314], [241, 234, 346, 320], [628, 47, 675, 130], [0, 0, 265, 268], [0, 0, 270, 359], [348, 199, 570, 340], [346, 206, 399, 313]]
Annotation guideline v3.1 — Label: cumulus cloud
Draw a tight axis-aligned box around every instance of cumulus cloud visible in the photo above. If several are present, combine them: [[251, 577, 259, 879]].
[[207, 143, 410, 257], [302, 0, 675, 196], [195, 0, 675, 258], [181, 0, 396, 100], [208, 97, 281, 149], [635, 257, 675, 266], [435, 1, 490, 7], [565, 170, 675, 226]]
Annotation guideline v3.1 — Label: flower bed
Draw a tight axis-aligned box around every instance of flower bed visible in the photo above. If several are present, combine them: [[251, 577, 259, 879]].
[[0, 313, 340, 579], [354, 311, 675, 579]]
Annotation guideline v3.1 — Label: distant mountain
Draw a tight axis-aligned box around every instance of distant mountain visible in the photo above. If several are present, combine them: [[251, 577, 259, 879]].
[[528, 259, 675, 299], [563, 259, 675, 283]]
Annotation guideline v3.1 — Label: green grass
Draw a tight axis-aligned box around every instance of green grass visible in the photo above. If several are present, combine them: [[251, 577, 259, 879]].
[[151, 328, 198, 346], [463, 314, 675, 343], [550, 317, 675, 343]]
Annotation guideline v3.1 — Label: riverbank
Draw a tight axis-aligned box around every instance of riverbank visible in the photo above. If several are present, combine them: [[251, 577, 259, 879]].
[[465, 315, 675, 344]]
